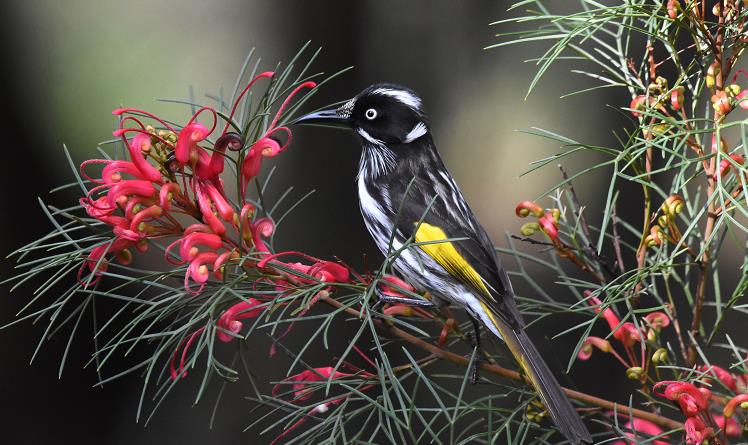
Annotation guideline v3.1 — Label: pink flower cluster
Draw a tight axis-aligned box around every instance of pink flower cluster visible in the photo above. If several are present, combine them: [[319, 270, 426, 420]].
[[653, 379, 745, 444], [78, 71, 316, 296]]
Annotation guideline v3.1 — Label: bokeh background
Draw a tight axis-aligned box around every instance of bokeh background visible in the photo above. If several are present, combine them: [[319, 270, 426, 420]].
[[0, 1, 641, 443]]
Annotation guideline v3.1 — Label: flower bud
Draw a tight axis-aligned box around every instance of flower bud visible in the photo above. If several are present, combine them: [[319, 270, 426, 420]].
[[115, 248, 133, 265], [670, 86, 685, 110], [645, 226, 665, 247], [667, 0, 680, 19], [661, 195, 684, 218], [647, 328, 657, 342], [515, 200, 543, 218], [550, 208, 561, 221], [652, 348, 668, 363], [706, 61, 721, 89], [626, 366, 644, 381], [712, 91, 732, 116], [727, 84, 741, 97], [630, 95, 648, 117], [519, 222, 539, 236]]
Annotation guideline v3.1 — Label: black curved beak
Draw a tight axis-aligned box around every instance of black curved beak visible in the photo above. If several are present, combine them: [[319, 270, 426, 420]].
[[293, 107, 352, 128]]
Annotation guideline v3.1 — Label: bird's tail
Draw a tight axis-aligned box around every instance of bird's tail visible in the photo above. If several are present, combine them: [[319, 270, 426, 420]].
[[483, 306, 592, 444]]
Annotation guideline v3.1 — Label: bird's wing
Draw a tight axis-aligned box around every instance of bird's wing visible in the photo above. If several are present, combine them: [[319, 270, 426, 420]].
[[389, 171, 524, 330]]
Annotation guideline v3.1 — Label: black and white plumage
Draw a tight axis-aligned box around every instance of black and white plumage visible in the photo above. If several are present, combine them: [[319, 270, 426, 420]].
[[294, 84, 592, 444]]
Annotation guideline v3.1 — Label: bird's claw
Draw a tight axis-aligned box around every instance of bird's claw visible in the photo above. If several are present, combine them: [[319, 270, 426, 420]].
[[465, 351, 484, 385]]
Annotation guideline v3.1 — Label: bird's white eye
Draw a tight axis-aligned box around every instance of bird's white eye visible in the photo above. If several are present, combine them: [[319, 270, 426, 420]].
[[365, 108, 377, 120]]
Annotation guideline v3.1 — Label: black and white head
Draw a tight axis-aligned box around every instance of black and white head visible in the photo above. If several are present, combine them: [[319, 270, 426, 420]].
[[294, 83, 431, 150]]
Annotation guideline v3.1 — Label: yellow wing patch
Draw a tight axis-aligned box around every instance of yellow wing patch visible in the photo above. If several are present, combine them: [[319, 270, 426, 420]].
[[413, 222, 490, 297]]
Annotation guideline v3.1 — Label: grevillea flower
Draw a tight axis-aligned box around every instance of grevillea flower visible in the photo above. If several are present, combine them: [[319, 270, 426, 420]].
[[712, 90, 732, 116], [611, 418, 668, 445], [713, 415, 741, 437], [257, 251, 350, 285], [645, 225, 665, 247], [239, 81, 316, 200], [578, 336, 612, 360], [216, 299, 268, 342], [706, 61, 721, 89], [670, 86, 685, 110], [272, 367, 359, 401], [170, 327, 205, 380], [78, 238, 133, 284], [175, 122, 209, 165], [378, 275, 416, 297], [538, 210, 560, 243], [515, 200, 543, 218], [588, 295, 641, 348], [666, 0, 680, 19], [643, 312, 670, 330], [723, 393, 748, 418], [699, 364, 738, 392], [716, 153, 745, 179], [684, 416, 713, 444], [653, 381, 709, 417], [629, 94, 662, 117]]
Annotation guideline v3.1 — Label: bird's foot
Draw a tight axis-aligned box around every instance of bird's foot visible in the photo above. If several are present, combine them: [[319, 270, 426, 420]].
[[464, 349, 484, 385], [371, 286, 435, 313]]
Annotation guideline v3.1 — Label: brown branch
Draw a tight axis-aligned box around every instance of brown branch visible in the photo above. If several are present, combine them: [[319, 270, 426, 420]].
[[319, 295, 683, 432], [611, 205, 626, 274], [689, 4, 726, 366]]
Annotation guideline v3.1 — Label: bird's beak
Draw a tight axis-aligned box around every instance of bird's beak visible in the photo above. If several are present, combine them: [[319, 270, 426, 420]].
[[293, 106, 352, 128]]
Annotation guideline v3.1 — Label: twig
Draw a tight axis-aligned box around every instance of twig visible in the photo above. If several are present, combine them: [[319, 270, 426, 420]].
[[558, 165, 616, 281], [319, 294, 683, 432], [611, 205, 626, 274]]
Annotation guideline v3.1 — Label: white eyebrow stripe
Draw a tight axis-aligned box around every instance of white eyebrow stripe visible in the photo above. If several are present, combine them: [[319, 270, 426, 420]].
[[371, 88, 422, 110], [404, 122, 427, 143]]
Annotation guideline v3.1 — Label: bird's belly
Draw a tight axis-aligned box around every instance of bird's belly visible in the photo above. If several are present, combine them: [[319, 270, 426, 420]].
[[360, 208, 503, 340]]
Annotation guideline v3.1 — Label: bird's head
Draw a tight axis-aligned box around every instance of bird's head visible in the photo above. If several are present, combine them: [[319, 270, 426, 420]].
[[294, 83, 430, 146]]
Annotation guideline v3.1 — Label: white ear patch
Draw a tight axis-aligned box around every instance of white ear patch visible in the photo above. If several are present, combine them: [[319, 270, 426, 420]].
[[404, 122, 427, 143], [372, 88, 422, 110]]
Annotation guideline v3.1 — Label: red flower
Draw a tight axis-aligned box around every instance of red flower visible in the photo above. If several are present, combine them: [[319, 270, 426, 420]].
[[515, 200, 543, 218], [538, 210, 560, 242], [723, 393, 748, 418], [653, 381, 708, 416], [684, 416, 713, 445], [699, 364, 738, 392], [713, 415, 741, 437], [175, 122, 209, 165], [216, 299, 268, 343], [272, 367, 359, 401], [716, 153, 745, 179], [578, 336, 611, 360], [588, 295, 641, 348], [666, 0, 680, 19], [611, 418, 668, 445], [257, 251, 351, 285]]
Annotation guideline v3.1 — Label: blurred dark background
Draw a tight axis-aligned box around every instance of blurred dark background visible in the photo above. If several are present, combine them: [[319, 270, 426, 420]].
[[0, 1, 674, 443]]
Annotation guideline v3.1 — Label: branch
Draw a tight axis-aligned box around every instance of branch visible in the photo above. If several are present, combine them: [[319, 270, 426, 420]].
[[319, 294, 683, 432]]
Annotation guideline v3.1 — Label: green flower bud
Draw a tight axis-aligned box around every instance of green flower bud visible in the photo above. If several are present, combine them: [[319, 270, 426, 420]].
[[626, 366, 644, 381]]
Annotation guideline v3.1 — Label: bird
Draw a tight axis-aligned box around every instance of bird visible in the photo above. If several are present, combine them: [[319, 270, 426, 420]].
[[293, 84, 592, 444]]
